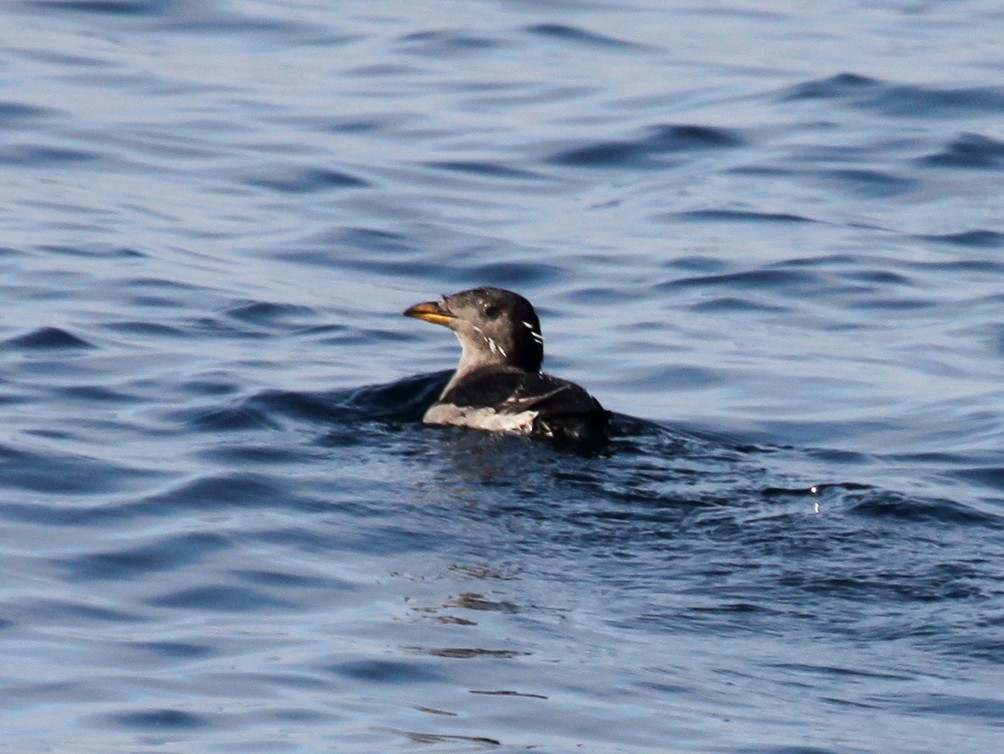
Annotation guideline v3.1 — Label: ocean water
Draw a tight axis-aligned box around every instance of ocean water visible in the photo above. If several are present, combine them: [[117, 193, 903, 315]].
[[2, 1, 1003, 752]]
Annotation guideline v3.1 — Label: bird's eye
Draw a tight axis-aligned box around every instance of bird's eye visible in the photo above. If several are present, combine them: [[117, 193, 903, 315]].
[[483, 304, 500, 319]]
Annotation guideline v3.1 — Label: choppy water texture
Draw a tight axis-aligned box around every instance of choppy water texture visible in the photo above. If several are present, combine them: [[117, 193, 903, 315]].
[[2, 1, 1004, 752]]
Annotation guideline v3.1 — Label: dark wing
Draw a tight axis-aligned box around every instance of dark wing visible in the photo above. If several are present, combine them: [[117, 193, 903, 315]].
[[442, 367, 608, 446], [439, 366, 527, 409]]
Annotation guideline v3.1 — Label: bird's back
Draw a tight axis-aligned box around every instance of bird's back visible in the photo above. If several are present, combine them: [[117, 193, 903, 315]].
[[429, 365, 608, 446]]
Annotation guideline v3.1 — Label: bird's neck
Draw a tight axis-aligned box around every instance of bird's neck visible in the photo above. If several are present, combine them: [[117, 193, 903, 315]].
[[440, 344, 503, 397]]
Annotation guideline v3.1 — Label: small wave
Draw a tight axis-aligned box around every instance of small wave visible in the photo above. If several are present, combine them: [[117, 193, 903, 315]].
[[0, 442, 154, 498], [329, 658, 446, 684], [278, 231, 422, 269], [843, 269, 913, 285], [57, 531, 231, 581], [0, 101, 63, 126], [244, 166, 369, 193], [671, 209, 817, 224], [872, 83, 1004, 118], [391, 730, 501, 747], [689, 296, 789, 313], [616, 364, 727, 391], [405, 646, 529, 659], [57, 384, 136, 403], [191, 373, 447, 440], [397, 29, 504, 56], [919, 133, 1004, 169], [170, 402, 282, 432], [27, 0, 171, 16], [916, 230, 1004, 248], [106, 708, 210, 730], [423, 160, 542, 180], [781, 73, 1004, 118], [102, 320, 187, 338], [130, 472, 297, 517], [32, 0, 325, 42], [12, 596, 141, 624], [845, 487, 1000, 527], [224, 300, 317, 326], [817, 168, 917, 198], [330, 226, 414, 253], [132, 641, 214, 660], [147, 583, 294, 611], [949, 466, 1004, 494], [231, 567, 349, 590], [548, 124, 744, 168], [244, 389, 348, 423], [523, 23, 642, 50], [660, 267, 820, 292], [0, 143, 100, 165], [2, 470, 300, 528], [40, 244, 144, 259], [780, 72, 881, 101], [466, 261, 561, 286], [3, 326, 94, 350]]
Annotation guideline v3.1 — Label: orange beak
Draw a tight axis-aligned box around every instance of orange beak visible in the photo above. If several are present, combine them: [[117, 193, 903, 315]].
[[403, 300, 454, 326]]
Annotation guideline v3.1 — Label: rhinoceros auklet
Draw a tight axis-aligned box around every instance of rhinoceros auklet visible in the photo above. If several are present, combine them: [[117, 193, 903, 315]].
[[404, 287, 608, 445]]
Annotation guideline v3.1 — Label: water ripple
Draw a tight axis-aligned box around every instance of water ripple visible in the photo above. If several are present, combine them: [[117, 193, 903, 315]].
[[423, 159, 543, 180], [330, 659, 446, 684], [397, 29, 505, 56], [920, 133, 1004, 169], [109, 708, 210, 730], [243, 165, 370, 193], [3, 326, 94, 350], [846, 488, 1000, 527], [782, 72, 1004, 117], [673, 209, 818, 224], [780, 71, 880, 102], [58, 531, 232, 581], [917, 229, 1004, 248], [548, 124, 743, 168], [661, 267, 821, 292], [148, 584, 294, 611], [0, 101, 64, 126], [523, 23, 643, 50]]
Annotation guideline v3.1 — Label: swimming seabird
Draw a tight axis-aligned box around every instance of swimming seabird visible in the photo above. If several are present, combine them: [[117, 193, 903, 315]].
[[404, 286, 608, 445]]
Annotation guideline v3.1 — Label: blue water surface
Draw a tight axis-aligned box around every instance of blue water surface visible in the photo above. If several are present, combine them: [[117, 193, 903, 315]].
[[2, 1, 1003, 752]]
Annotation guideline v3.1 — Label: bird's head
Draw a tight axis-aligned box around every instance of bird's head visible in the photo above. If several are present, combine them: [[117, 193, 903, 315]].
[[404, 286, 544, 374]]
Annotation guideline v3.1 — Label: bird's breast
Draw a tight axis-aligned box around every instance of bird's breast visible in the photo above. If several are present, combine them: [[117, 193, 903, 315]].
[[423, 402, 538, 433]]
